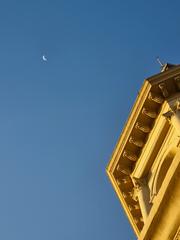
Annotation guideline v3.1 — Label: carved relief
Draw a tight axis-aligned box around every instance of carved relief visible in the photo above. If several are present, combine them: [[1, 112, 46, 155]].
[[173, 100, 180, 112], [116, 163, 131, 175], [116, 179, 121, 186], [163, 110, 174, 123], [159, 82, 169, 97], [129, 137, 144, 148], [122, 177, 131, 184], [133, 217, 139, 224], [163, 100, 180, 123], [128, 204, 141, 215], [122, 191, 133, 199], [132, 178, 146, 201], [123, 150, 138, 162], [133, 217, 143, 225], [148, 92, 164, 104], [117, 179, 132, 191], [116, 164, 121, 172], [142, 108, 157, 119], [135, 122, 151, 133], [106, 66, 180, 235]]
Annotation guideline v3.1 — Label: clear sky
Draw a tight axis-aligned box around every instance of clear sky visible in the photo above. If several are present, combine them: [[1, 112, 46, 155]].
[[0, 0, 179, 239]]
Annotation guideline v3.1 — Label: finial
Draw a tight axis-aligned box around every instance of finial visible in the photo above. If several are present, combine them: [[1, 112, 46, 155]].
[[155, 57, 176, 72], [156, 56, 164, 67]]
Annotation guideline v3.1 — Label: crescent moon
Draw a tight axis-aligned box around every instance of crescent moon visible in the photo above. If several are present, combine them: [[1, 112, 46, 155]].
[[42, 55, 47, 61]]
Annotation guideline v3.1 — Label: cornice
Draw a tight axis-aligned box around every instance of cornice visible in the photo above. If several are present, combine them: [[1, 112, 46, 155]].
[[106, 66, 180, 236], [147, 65, 180, 85], [106, 81, 151, 174]]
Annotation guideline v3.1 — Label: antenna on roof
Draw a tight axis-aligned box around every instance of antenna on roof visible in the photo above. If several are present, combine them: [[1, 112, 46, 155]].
[[156, 56, 164, 67]]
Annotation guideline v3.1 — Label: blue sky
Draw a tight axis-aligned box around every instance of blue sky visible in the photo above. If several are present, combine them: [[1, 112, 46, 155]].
[[0, 0, 179, 239]]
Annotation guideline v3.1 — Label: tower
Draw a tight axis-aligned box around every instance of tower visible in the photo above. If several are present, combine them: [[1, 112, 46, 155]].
[[106, 64, 180, 240]]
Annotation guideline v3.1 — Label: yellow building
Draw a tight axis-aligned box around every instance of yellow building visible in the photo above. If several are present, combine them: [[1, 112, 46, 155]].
[[106, 64, 180, 240]]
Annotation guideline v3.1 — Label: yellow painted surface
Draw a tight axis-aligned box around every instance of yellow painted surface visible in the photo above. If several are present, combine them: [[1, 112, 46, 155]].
[[106, 65, 180, 239]]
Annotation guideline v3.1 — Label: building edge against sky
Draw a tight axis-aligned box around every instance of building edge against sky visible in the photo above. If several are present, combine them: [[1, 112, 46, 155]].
[[106, 64, 180, 240]]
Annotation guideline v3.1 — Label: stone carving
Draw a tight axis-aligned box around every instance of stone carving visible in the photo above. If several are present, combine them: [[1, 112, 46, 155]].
[[134, 204, 140, 210], [174, 76, 180, 90], [123, 150, 138, 162], [128, 202, 140, 210], [163, 110, 174, 123], [116, 179, 121, 186], [122, 192, 128, 198], [122, 178, 128, 184], [132, 178, 151, 221], [134, 217, 140, 224], [132, 178, 145, 201], [116, 163, 131, 175], [135, 122, 151, 133], [117, 178, 133, 195], [148, 92, 164, 104], [117, 178, 131, 190], [129, 204, 142, 217], [128, 205, 134, 211], [163, 100, 180, 123], [173, 100, 180, 111], [142, 108, 157, 119], [116, 164, 121, 172], [122, 176, 131, 184], [159, 82, 169, 97], [129, 136, 144, 148]]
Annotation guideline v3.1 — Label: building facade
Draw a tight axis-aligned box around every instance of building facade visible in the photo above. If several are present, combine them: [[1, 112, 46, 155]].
[[106, 64, 180, 240]]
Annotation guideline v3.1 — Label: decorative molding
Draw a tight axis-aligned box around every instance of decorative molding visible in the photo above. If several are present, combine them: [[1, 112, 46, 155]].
[[129, 137, 144, 148], [122, 177, 129, 184], [106, 66, 180, 236], [163, 100, 180, 123], [133, 178, 146, 193], [133, 178, 147, 187], [116, 179, 121, 186], [135, 122, 151, 133], [132, 178, 147, 201], [163, 111, 174, 123], [134, 217, 140, 224], [123, 150, 138, 162], [173, 100, 180, 112], [142, 108, 157, 119], [128, 204, 141, 215], [116, 163, 131, 175], [122, 191, 132, 199], [148, 92, 164, 104], [159, 82, 169, 97]]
